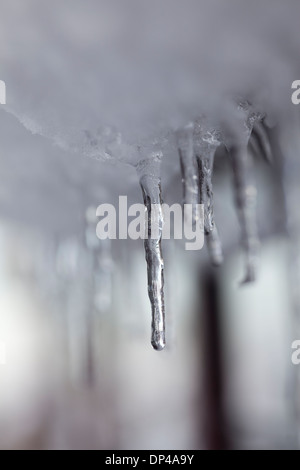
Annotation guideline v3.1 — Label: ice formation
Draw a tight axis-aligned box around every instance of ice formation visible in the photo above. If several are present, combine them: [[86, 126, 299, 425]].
[[139, 157, 165, 350], [1, 0, 300, 349]]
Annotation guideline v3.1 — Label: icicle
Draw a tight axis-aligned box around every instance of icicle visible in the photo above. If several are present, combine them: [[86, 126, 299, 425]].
[[230, 142, 259, 283], [248, 131, 261, 158], [225, 102, 261, 283], [176, 123, 199, 229], [194, 119, 223, 266], [137, 154, 165, 351], [251, 121, 272, 164]]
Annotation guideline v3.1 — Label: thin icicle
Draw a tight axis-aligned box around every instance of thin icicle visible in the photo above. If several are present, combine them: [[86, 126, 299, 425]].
[[197, 151, 223, 266], [230, 142, 259, 283], [225, 102, 262, 283], [251, 121, 273, 164], [194, 119, 223, 266], [137, 155, 165, 351], [176, 123, 199, 229], [198, 152, 214, 233], [248, 131, 261, 158]]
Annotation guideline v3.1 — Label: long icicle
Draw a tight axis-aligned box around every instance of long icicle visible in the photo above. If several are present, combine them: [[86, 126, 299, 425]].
[[225, 102, 262, 283], [197, 148, 223, 266], [251, 120, 273, 164], [139, 158, 165, 350], [230, 141, 259, 283], [194, 117, 223, 266], [176, 123, 199, 229]]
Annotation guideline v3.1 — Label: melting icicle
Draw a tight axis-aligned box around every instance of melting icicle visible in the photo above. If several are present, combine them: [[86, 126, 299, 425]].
[[194, 119, 223, 266], [251, 120, 273, 164], [137, 154, 165, 351], [176, 123, 199, 229], [230, 143, 259, 283], [228, 102, 262, 283]]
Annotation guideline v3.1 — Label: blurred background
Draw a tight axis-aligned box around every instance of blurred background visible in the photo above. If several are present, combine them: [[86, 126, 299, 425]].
[[1, 0, 300, 450]]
